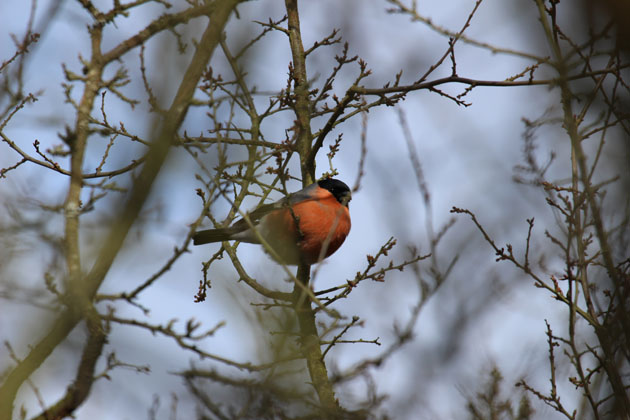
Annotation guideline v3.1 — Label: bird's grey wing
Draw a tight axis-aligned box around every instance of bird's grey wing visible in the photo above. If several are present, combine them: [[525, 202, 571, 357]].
[[284, 183, 318, 205], [229, 183, 318, 232]]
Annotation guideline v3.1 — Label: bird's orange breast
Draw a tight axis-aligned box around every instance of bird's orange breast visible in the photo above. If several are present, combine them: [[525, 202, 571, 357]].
[[261, 195, 351, 265]]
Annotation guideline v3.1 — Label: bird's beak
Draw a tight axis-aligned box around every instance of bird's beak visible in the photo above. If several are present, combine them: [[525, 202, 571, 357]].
[[341, 192, 352, 207]]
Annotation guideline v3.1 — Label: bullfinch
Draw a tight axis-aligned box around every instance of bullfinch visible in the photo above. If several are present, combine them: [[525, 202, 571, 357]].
[[193, 178, 351, 265]]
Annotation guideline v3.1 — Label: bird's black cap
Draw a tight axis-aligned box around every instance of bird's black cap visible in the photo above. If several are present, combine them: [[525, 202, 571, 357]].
[[318, 178, 351, 205]]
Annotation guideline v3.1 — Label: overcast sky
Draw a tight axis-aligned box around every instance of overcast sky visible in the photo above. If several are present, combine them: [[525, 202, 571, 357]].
[[1, 1, 610, 418]]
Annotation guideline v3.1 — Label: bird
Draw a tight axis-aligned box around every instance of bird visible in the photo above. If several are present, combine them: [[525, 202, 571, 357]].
[[193, 178, 352, 265]]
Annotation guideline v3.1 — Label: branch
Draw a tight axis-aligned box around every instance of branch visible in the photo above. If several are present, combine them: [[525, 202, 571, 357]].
[[0, 2, 240, 416], [350, 68, 630, 96], [285, 0, 340, 415], [285, 0, 314, 183], [101, 3, 217, 64], [535, 0, 630, 414], [30, 312, 107, 420]]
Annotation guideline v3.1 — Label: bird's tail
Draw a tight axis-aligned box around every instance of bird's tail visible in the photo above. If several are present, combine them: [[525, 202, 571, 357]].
[[193, 228, 237, 245]]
